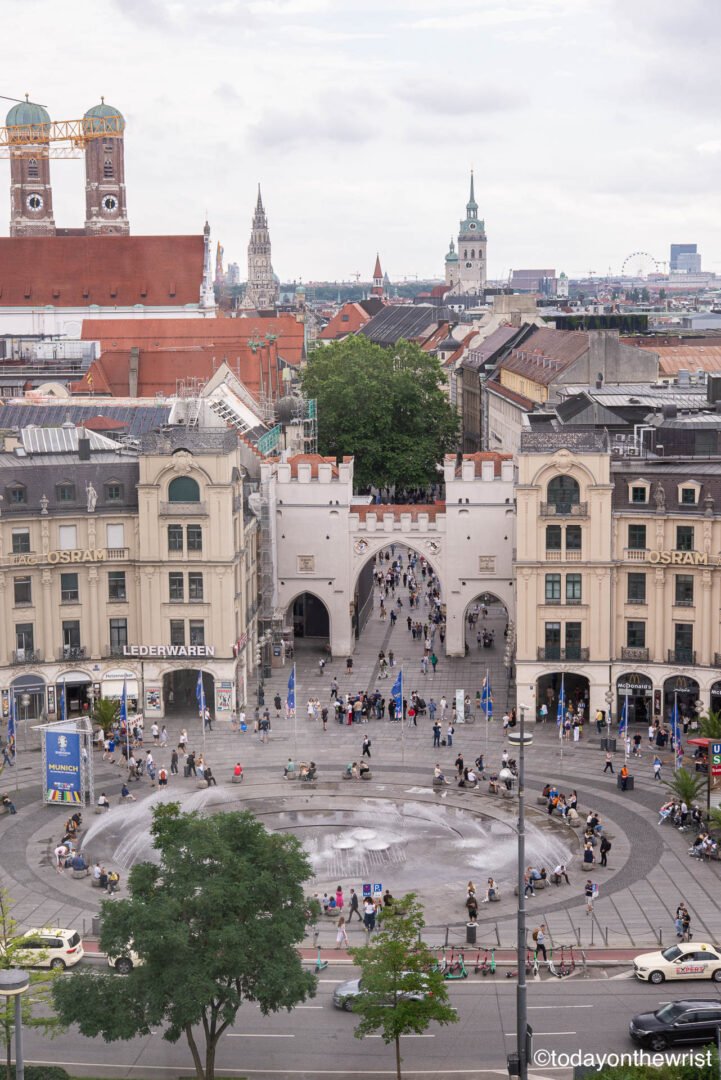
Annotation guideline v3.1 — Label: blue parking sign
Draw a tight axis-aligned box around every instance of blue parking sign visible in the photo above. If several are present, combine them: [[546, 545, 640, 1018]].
[[373, 883, 382, 894]]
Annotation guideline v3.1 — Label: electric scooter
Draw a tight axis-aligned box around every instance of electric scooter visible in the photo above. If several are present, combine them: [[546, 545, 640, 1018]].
[[443, 950, 468, 979]]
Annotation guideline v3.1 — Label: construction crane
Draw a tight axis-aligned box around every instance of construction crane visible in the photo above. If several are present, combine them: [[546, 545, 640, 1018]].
[[0, 94, 123, 158]]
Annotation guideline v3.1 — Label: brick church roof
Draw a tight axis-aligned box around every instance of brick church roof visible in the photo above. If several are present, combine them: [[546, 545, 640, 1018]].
[[0, 235, 205, 307]]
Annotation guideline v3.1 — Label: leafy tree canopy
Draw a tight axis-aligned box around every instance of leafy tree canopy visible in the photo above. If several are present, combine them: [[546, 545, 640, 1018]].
[[348, 893, 458, 1080], [300, 337, 459, 491], [663, 766, 707, 806], [52, 805, 316, 1080]]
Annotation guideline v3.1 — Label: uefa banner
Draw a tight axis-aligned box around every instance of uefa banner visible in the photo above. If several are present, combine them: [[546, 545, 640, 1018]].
[[44, 728, 82, 804]]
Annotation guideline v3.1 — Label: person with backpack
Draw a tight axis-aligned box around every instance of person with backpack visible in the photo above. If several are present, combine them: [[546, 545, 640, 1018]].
[[532, 924, 547, 961], [599, 835, 611, 867]]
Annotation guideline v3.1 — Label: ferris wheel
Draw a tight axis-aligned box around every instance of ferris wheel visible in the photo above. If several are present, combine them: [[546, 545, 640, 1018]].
[[621, 251, 661, 278]]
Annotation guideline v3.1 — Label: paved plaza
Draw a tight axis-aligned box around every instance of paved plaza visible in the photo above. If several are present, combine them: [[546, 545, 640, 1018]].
[[1, 555, 719, 960]]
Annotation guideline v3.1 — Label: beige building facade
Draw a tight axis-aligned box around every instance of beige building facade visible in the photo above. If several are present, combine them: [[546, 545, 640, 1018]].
[[0, 426, 258, 725], [516, 430, 721, 727]]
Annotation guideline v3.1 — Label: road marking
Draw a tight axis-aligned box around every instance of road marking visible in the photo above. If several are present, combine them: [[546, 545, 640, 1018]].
[[26, 1063, 532, 1075], [506, 1031, 576, 1036], [226, 1033, 295, 1038], [529, 1005, 592, 1010], [296, 1005, 324, 1009], [366, 1034, 435, 1039]]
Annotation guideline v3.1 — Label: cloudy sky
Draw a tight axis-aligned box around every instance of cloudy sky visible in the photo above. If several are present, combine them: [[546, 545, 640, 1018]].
[[2, 0, 720, 282]]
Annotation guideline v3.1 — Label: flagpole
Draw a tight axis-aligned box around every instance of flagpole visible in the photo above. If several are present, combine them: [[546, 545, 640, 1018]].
[[9, 694, 17, 793], [400, 669, 405, 768], [674, 691, 678, 772], [558, 675, 565, 771], [484, 668, 489, 758]]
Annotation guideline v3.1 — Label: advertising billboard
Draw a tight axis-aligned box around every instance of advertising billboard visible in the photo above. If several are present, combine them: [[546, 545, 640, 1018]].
[[44, 728, 82, 804]]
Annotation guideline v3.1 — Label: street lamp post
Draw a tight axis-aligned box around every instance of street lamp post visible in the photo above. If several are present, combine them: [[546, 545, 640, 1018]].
[[507, 704, 533, 1079], [0, 969, 30, 1080]]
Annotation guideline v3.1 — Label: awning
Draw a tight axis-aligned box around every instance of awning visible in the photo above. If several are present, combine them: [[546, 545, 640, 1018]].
[[101, 678, 139, 699], [56, 670, 92, 685]]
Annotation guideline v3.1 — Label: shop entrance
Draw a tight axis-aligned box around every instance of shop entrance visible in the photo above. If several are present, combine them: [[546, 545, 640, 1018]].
[[616, 672, 653, 726], [57, 671, 93, 718], [162, 669, 215, 716], [663, 675, 701, 730], [536, 672, 590, 722], [10, 674, 45, 723]]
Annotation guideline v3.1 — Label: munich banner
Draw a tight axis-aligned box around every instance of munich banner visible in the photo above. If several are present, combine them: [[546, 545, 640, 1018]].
[[44, 728, 82, 804]]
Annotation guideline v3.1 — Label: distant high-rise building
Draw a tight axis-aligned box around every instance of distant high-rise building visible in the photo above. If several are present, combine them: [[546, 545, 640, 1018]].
[[241, 186, 278, 311], [670, 243, 701, 273], [227, 262, 240, 286], [447, 172, 487, 295]]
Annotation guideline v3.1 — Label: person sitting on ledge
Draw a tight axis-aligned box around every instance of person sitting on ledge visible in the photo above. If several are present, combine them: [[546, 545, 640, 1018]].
[[284, 758, 296, 779], [120, 783, 136, 802], [233, 763, 243, 781], [434, 764, 450, 785], [71, 852, 88, 874], [97, 793, 110, 811], [481, 877, 497, 903], [359, 760, 370, 778]]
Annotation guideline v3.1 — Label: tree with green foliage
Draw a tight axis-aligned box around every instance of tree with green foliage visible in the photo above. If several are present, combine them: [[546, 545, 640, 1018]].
[[52, 804, 317, 1080], [348, 894, 458, 1080], [300, 337, 459, 491], [699, 710, 721, 740], [663, 766, 707, 806], [91, 697, 119, 735], [0, 888, 65, 1080]]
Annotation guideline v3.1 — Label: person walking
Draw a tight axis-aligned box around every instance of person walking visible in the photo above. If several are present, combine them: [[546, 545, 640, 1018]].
[[599, 835, 611, 868], [330, 678, 339, 701], [681, 906, 692, 942], [347, 889, 362, 923], [440, 696, 448, 721], [335, 915, 349, 950], [585, 880, 596, 915], [447, 722, 454, 748], [362, 735, 371, 759], [346, 657, 353, 675], [432, 721, 441, 748], [603, 751, 614, 774], [170, 749, 179, 775], [321, 706, 328, 732], [533, 924, 548, 962], [363, 897, 376, 933], [430, 652, 438, 674], [653, 756, 662, 781]]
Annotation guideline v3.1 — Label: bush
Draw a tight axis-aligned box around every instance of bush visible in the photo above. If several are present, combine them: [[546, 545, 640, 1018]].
[[4, 1068, 70, 1080]]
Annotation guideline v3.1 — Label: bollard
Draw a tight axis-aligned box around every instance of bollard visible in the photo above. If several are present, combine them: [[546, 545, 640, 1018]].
[[444, 926, 449, 948], [590, 920, 594, 946], [658, 928, 663, 947], [494, 923, 501, 946], [575, 926, 581, 946], [580, 950, 588, 977], [604, 926, 609, 946]]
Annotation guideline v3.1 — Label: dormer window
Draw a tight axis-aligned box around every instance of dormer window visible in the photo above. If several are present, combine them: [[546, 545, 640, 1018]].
[[678, 480, 701, 506], [628, 479, 650, 504], [631, 486, 648, 504], [7, 484, 26, 505], [56, 483, 76, 503]]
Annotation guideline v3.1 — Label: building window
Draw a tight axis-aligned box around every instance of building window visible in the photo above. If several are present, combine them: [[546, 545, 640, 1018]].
[[58, 525, 77, 550], [627, 572, 646, 603], [168, 476, 200, 503], [566, 525, 582, 551], [103, 158, 113, 178], [105, 483, 123, 502], [546, 475, 580, 514], [674, 623, 694, 662], [60, 573, 79, 603], [11, 530, 30, 555], [169, 572, 184, 602], [168, 525, 183, 552], [109, 618, 128, 649], [186, 525, 202, 551], [676, 525, 694, 551], [7, 485, 26, 505], [565, 622, 582, 660], [626, 620, 646, 648], [631, 486, 648, 504], [106, 523, 125, 548], [566, 573, 582, 604], [545, 525, 562, 551], [27, 158, 38, 179], [108, 571, 126, 601], [15, 624, 34, 653], [628, 524, 647, 550], [56, 483, 76, 503], [62, 620, 81, 649], [13, 577, 31, 606], [680, 487, 698, 505], [545, 574, 561, 602], [675, 574, 694, 606], [544, 622, 561, 660], [188, 573, 204, 601], [189, 620, 205, 646], [170, 619, 185, 646]]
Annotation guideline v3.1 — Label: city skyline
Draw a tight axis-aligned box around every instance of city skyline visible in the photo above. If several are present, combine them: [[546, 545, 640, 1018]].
[[2, 0, 720, 281]]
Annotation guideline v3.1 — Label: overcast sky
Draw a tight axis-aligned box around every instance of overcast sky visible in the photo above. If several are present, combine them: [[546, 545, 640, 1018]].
[[2, 0, 720, 282]]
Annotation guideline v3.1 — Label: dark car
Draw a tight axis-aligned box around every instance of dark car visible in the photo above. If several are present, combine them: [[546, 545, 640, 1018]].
[[630, 999, 721, 1050]]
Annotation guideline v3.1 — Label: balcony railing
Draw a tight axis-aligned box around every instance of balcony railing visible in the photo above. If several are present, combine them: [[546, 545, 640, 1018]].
[[539, 502, 588, 518], [620, 646, 650, 662], [544, 549, 583, 562], [12, 649, 41, 665], [537, 647, 590, 662], [623, 548, 649, 561], [104, 644, 128, 658], [159, 501, 207, 516], [57, 646, 87, 662], [105, 547, 129, 560], [673, 598, 695, 608], [668, 649, 696, 665]]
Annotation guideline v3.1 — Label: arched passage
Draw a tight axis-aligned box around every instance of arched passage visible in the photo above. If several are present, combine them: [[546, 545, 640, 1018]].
[[287, 592, 331, 641], [537, 672, 590, 722], [663, 674, 700, 727], [11, 673, 46, 722], [616, 672, 653, 726], [162, 668, 215, 716]]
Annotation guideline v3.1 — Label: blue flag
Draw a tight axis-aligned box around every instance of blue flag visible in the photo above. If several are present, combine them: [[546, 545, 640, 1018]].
[[195, 670, 205, 716], [287, 665, 296, 714], [391, 669, 403, 719], [120, 678, 128, 729], [671, 698, 681, 750], [618, 694, 628, 739], [481, 673, 493, 718], [556, 675, 565, 726], [60, 686, 66, 723], [7, 695, 16, 762]]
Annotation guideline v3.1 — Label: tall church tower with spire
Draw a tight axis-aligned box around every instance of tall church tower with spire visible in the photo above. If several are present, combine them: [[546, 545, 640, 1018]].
[[242, 186, 278, 311], [453, 171, 486, 295], [371, 254, 384, 297]]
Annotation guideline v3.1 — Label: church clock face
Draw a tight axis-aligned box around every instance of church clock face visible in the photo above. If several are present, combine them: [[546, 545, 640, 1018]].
[[26, 193, 43, 211], [465, 261, 473, 269], [102, 194, 118, 213], [469, 222, 477, 230]]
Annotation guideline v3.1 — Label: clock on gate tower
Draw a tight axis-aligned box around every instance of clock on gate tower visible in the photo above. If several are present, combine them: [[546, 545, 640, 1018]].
[[83, 99, 130, 235]]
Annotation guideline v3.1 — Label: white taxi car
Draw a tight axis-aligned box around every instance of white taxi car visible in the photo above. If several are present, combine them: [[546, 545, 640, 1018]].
[[13, 928, 84, 970], [107, 949, 141, 975], [634, 943, 721, 984]]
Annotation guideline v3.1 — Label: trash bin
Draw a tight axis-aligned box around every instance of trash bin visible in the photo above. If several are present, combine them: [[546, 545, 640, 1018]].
[[617, 774, 634, 791], [91, 915, 102, 937], [466, 921, 477, 945], [600, 738, 617, 752]]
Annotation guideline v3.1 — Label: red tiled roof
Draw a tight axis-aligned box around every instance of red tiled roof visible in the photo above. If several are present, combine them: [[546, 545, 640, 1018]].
[[82, 415, 127, 432], [486, 379, 535, 410], [0, 235, 205, 307], [373, 255, 383, 279], [318, 303, 371, 341], [499, 326, 589, 386], [353, 502, 445, 522], [284, 454, 339, 478], [447, 451, 512, 477]]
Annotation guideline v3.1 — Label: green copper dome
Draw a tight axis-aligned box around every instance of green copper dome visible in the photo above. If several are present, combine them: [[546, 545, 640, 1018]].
[[5, 98, 50, 131], [445, 238, 458, 263], [83, 100, 125, 134]]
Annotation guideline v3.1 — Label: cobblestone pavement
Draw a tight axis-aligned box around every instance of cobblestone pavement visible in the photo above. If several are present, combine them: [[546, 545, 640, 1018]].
[[1, 547, 719, 956]]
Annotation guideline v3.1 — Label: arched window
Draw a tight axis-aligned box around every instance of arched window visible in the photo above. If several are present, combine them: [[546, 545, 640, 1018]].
[[471, 249, 475, 259], [547, 475, 580, 514], [103, 158, 114, 178], [463, 249, 467, 259], [27, 158, 38, 179], [168, 476, 200, 502]]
